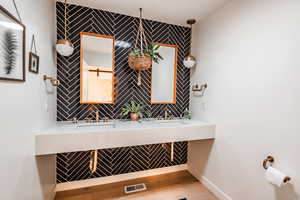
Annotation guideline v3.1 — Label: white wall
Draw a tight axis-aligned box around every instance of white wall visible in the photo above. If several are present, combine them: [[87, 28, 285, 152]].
[[0, 0, 56, 199], [189, 1, 300, 200]]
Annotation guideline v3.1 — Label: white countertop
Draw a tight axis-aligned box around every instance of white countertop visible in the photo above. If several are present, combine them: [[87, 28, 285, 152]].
[[35, 119, 216, 156]]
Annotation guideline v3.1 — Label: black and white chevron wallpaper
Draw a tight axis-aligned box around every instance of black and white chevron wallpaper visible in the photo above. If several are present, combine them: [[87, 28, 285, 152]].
[[56, 2, 191, 183], [56, 2, 191, 121], [57, 142, 188, 183]]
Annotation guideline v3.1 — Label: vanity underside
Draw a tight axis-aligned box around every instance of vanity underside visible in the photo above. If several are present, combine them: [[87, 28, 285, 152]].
[[57, 142, 187, 183]]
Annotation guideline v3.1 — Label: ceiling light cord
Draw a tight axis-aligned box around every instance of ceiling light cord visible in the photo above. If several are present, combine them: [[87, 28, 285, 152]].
[[184, 19, 197, 69], [55, 0, 74, 57], [190, 23, 193, 54], [187, 19, 196, 55], [64, 0, 68, 40], [140, 8, 142, 51]]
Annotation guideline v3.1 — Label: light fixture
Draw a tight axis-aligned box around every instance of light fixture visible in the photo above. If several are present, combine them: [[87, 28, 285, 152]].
[[56, 0, 74, 57], [184, 19, 197, 68]]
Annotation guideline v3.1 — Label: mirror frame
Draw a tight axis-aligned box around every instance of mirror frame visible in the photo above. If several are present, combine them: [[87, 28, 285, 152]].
[[80, 32, 115, 104], [151, 43, 178, 104]]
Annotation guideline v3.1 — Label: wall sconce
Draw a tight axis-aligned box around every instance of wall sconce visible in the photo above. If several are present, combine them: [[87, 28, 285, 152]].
[[192, 83, 207, 97], [184, 19, 197, 69], [43, 75, 60, 87], [89, 150, 98, 173], [56, 0, 74, 57]]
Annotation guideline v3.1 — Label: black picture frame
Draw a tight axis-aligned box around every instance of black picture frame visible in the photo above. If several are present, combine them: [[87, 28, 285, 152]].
[[29, 52, 39, 74], [0, 6, 26, 82]]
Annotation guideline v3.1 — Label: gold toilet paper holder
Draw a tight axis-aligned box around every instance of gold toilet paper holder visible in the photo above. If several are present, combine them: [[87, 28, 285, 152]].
[[263, 156, 291, 183], [263, 156, 274, 170]]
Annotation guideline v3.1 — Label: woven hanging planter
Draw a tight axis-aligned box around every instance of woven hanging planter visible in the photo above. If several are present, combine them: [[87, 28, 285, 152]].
[[128, 54, 152, 71], [128, 8, 152, 85]]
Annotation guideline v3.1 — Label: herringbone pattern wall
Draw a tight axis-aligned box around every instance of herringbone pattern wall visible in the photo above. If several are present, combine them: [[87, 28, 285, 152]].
[[56, 2, 191, 121], [57, 142, 188, 183], [56, 2, 191, 183]]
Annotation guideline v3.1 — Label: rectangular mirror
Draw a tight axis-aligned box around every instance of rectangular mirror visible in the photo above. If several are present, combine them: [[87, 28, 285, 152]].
[[151, 43, 178, 104], [80, 32, 115, 104]]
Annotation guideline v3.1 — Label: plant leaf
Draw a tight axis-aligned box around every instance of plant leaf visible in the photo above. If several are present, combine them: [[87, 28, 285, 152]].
[[3, 31, 18, 74], [153, 45, 160, 50]]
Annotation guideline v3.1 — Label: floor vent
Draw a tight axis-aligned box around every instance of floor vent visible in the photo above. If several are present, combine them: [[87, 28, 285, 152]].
[[124, 183, 147, 194]]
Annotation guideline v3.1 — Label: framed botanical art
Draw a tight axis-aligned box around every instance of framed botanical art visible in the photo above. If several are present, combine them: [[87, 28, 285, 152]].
[[0, 6, 25, 82], [29, 52, 39, 74]]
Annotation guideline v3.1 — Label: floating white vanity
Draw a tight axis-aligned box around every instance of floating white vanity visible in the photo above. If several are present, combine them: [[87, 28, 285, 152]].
[[35, 119, 215, 156]]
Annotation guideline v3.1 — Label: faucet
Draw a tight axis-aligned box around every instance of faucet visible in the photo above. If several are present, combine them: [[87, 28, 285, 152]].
[[72, 117, 78, 124], [102, 116, 109, 122], [164, 109, 170, 120]]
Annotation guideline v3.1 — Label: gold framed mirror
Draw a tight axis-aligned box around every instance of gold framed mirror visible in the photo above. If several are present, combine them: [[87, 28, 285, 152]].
[[151, 43, 178, 104], [80, 32, 115, 104]]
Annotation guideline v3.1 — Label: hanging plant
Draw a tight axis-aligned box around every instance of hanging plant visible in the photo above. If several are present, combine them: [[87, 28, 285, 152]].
[[129, 43, 163, 65], [128, 8, 163, 86], [144, 43, 163, 63]]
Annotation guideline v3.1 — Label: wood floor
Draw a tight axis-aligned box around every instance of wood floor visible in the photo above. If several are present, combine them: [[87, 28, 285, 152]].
[[55, 170, 218, 200]]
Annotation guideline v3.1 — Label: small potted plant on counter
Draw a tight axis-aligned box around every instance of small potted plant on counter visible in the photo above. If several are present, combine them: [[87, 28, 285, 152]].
[[121, 101, 144, 121]]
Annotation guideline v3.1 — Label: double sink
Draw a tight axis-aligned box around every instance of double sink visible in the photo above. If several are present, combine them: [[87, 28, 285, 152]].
[[35, 118, 215, 156], [76, 119, 187, 128]]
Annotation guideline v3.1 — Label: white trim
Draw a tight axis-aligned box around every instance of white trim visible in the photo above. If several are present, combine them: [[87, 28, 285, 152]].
[[56, 164, 188, 192], [200, 176, 232, 200]]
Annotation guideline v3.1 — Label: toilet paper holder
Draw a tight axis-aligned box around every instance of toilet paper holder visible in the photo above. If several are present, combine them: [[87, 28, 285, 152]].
[[263, 156, 274, 170], [263, 156, 291, 183]]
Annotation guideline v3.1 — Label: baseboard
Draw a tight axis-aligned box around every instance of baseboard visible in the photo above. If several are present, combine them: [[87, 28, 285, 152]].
[[200, 176, 232, 200], [49, 185, 56, 200], [56, 164, 188, 192]]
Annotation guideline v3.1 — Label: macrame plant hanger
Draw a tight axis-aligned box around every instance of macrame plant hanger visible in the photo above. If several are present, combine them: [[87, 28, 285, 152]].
[[133, 8, 148, 86]]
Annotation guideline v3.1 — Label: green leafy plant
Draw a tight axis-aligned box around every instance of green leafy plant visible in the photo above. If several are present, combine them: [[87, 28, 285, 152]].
[[3, 31, 18, 74], [121, 101, 144, 118], [183, 109, 192, 119], [129, 43, 163, 64], [184, 113, 192, 120]]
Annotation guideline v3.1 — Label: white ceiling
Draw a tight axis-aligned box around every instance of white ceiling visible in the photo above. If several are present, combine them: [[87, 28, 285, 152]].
[[61, 0, 229, 26]]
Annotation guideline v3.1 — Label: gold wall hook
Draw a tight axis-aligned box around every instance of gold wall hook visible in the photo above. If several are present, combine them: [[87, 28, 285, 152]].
[[171, 142, 174, 162], [43, 75, 60, 86], [89, 150, 98, 173], [162, 143, 174, 162]]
